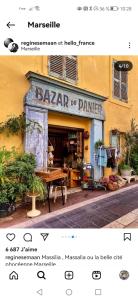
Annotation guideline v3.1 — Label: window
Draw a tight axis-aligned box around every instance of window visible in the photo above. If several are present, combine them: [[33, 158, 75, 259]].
[[48, 56, 78, 83], [111, 134, 120, 149], [110, 130, 124, 152], [113, 61, 128, 102]]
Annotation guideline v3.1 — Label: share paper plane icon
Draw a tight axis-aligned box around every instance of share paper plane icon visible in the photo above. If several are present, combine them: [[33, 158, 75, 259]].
[[40, 233, 49, 241]]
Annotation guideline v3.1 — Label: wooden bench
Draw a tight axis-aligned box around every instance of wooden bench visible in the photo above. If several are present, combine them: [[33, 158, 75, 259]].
[[121, 175, 136, 184]]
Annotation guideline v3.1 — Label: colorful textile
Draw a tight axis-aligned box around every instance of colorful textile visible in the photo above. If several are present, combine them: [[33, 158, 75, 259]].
[[97, 148, 107, 167]]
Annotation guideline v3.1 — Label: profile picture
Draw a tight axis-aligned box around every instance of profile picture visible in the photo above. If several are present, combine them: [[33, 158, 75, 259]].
[[8, 42, 19, 53], [4, 38, 19, 53], [119, 270, 129, 280], [4, 38, 14, 48]]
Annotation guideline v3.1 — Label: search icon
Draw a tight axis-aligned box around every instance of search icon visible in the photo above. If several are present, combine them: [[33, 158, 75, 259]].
[[37, 271, 46, 280]]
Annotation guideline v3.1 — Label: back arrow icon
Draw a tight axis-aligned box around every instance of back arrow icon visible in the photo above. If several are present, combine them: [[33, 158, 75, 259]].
[[37, 289, 43, 296], [7, 22, 15, 28]]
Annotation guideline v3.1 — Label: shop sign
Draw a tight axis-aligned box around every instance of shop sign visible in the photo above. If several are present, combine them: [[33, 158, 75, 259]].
[[25, 79, 105, 120]]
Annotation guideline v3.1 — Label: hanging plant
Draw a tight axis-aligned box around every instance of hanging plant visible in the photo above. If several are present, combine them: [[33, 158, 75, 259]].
[[95, 139, 103, 150], [0, 113, 42, 140], [111, 128, 120, 135]]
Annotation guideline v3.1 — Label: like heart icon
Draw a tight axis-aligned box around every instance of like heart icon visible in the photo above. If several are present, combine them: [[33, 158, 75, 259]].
[[6, 233, 16, 241]]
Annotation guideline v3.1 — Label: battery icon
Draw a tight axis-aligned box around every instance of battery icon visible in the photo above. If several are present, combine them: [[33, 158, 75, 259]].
[[110, 6, 119, 11]]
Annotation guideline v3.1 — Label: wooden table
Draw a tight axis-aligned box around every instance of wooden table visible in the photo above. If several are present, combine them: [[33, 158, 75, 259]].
[[36, 171, 67, 212]]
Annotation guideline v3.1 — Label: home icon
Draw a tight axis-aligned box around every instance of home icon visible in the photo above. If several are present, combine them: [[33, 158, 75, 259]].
[[9, 271, 18, 280]]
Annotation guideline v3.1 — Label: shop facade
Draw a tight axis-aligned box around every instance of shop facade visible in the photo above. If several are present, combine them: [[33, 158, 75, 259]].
[[1, 56, 138, 182], [25, 72, 106, 180]]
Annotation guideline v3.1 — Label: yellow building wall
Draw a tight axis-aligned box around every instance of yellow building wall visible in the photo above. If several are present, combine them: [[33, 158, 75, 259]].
[[77, 56, 110, 97], [104, 56, 138, 146], [0, 56, 44, 150], [0, 55, 138, 159]]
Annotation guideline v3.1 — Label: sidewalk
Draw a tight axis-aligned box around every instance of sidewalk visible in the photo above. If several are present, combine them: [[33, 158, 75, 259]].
[[7, 183, 138, 229], [104, 209, 138, 228], [0, 187, 108, 228]]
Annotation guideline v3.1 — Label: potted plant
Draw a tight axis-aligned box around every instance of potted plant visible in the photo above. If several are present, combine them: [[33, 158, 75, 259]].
[[118, 119, 138, 176], [130, 149, 138, 176], [0, 182, 16, 218], [6, 152, 37, 201], [0, 188, 11, 217], [81, 175, 88, 189], [0, 148, 39, 217], [28, 175, 45, 197], [0, 192, 10, 217], [81, 181, 88, 189], [119, 162, 132, 176], [27, 175, 45, 218], [0, 147, 17, 217], [122, 119, 138, 167]]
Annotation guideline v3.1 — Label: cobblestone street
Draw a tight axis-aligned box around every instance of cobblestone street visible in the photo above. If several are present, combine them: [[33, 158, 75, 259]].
[[27, 184, 138, 228]]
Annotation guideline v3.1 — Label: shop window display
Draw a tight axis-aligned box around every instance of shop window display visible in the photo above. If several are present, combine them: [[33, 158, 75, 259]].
[[48, 126, 84, 188]]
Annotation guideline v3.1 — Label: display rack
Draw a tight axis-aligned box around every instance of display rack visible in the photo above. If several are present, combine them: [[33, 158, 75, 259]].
[[70, 169, 81, 188], [68, 131, 83, 157]]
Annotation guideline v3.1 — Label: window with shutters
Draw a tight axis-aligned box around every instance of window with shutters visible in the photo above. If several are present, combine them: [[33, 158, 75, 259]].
[[48, 56, 78, 84], [110, 132, 120, 150], [113, 61, 128, 102]]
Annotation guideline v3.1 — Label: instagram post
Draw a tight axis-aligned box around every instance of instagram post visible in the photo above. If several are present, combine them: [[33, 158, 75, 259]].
[[0, 55, 138, 229], [0, 1, 138, 299]]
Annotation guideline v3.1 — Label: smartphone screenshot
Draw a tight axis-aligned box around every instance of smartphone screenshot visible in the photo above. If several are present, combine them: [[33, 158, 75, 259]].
[[0, 0, 138, 299]]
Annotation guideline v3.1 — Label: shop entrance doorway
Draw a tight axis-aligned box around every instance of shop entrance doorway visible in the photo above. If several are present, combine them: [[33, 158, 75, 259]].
[[48, 125, 84, 168]]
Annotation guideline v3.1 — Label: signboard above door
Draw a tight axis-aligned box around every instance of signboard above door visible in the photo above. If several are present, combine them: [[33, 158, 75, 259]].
[[25, 71, 107, 121]]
